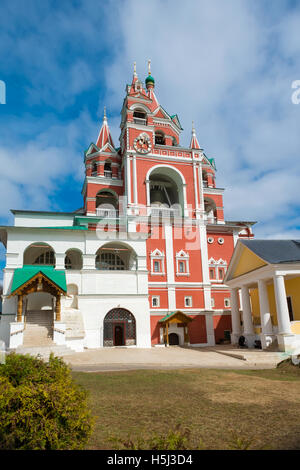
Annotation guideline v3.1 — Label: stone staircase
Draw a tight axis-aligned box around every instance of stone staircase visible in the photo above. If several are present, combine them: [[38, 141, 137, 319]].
[[10, 309, 76, 360], [23, 310, 54, 347]]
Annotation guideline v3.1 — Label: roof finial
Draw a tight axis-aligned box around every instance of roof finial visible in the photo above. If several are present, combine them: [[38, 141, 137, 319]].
[[103, 106, 107, 121], [192, 121, 195, 134], [133, 61, 137, 77], [148, 59, 151, 76]]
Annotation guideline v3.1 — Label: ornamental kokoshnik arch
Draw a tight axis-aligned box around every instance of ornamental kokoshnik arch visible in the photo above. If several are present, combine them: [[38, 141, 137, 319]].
[[103, 308, 136, 347]]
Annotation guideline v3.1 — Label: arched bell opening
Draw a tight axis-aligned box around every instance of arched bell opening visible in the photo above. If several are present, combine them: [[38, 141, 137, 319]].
[[204, 198, 217, 223], [155, 130, 165, 145], [104, 161, 112, 178], [148, 166, 185, 217], [133, 108, 147, 125], [96, 189, 119, 217]]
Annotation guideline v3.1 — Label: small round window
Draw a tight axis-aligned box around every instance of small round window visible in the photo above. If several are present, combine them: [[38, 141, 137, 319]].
[[207, 237, 214, 244], [218, 238, 224, 245]]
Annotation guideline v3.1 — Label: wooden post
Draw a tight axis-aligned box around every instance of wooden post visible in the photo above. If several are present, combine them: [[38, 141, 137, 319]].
[[166, 321, 169, 346], [55, 294, 61, 322], [17, 295, 23, 322]]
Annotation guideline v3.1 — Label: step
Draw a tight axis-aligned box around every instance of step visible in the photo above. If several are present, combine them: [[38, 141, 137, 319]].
[[12, 344, 76, 360]]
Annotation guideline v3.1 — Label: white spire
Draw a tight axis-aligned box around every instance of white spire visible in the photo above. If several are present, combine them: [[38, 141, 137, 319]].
[[148, 59, 151, 75], [133, 61, 137, 78]]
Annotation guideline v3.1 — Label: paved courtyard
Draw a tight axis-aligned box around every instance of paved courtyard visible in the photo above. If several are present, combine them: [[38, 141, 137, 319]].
[[63, 345, 286, 372]]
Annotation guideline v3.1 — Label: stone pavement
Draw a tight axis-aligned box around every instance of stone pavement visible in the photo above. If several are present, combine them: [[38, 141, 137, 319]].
[[62, 344, 287, 372]]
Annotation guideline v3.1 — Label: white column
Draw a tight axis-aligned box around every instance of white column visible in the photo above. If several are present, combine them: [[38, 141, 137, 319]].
[[273, 275, 291, 334], [198, 164, 204, 211], [126, 155, 132, 205], [230, 288, 241, 343], [193, 163, 199, 213], [145, 179, 150, 216], [55, 253, 65, 270], [164, 224, 176, 310], [205, 313, 215, 346], [132, 154, 138, 205], [182, 183, 188, 217], [258, 279, 275, 349], [241, 285, 255, 346]]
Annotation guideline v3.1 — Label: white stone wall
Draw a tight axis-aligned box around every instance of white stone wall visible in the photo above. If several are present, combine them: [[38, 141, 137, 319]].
[[1, 225, 152, 349]]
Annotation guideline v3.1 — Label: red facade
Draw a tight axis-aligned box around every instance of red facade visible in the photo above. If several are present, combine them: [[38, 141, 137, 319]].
[[82, 65, 254, 346]]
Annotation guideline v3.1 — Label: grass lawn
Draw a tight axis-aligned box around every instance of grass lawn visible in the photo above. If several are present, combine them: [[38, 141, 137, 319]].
[[72, 362, 300, 450]]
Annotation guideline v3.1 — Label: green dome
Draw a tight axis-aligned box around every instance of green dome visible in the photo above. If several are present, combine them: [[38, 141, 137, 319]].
[[145, 74, 155, 85]]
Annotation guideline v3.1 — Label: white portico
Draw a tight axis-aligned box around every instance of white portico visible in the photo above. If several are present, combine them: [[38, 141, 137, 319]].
[[225, 239, 300, 354]]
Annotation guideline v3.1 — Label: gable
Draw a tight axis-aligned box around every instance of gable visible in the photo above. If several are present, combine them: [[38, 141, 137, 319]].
[[232, 246, 267, 278]]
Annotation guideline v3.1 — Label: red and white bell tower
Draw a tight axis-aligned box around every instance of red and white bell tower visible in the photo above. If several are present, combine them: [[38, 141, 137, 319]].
[[82, 61, 254, 346]]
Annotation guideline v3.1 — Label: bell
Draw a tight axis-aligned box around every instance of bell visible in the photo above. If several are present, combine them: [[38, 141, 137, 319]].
[[150, 189, 165, 205]]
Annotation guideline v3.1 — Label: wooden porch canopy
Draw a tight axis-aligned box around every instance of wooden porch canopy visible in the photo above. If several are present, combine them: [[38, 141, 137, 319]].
[[8, 266, 67, 322], [159, 310, 193, 346]]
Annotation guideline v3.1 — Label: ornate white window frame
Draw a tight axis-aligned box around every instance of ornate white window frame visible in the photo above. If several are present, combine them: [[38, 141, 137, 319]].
[[176, 250, 190, 276], [208, 258, 227, 282], [150, 249, 165, 275], [152, 296, 160, 308], [184, 296, 193, 307]]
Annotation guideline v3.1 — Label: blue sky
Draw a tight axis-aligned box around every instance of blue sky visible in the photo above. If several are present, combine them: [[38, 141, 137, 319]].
[[0, 0, 300, 280]]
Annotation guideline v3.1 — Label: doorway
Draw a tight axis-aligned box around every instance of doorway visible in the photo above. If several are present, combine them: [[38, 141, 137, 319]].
[[114, 324, 125, 346], [168, 333, 180, 345]]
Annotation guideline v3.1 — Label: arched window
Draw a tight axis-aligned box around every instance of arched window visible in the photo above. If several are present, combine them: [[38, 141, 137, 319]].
[[24, 243, 56, 266], [133, 109, 147, 125], [96, 251, 125, 270], [92, 162, 97, 176], [96, 243, 137, 270], [155, 131, 165, 145], [104, 161, 112, 178], [202, 171, 208, 187], [34, 251, 55, 265], [204, 198, 217, 223], [172, 137, 178, 146], [96, 190, 118, 217], [65, 249, 83, 270]]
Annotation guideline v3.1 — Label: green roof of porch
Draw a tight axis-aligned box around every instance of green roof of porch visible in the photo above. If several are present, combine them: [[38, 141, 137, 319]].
[[11, 266, 67, 295]]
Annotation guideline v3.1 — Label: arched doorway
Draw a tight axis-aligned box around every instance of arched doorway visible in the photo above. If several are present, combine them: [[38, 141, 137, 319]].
[[168, 333, 180, 345], [103, 308, 136, 347]]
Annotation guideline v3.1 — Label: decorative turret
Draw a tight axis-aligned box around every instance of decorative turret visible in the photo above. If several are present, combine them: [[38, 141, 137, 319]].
[[96, 107, 114, 150], [190, 121, 200, 149], [145, 59, 155, 89]]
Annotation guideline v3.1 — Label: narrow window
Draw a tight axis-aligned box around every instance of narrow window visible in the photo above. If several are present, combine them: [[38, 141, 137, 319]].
[[218, 268, 225, 280], [179, 261, 186, 273], [209, 268, 215, 280], [154, 260, 161, 273], [185, 296, 192, 307]]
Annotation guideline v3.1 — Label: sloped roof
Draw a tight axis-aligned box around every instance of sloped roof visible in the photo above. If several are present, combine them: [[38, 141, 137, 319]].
[[159, 310, 193, 323], [241, 239, 300, 264], [11, 266, 67, 295]]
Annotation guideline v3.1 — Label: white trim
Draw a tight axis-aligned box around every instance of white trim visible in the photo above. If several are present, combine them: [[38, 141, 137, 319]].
[[151, 296, 160, 308]]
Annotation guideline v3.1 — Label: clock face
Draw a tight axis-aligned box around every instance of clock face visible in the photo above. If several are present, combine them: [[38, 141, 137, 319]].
[[133, 133, 152, 154]]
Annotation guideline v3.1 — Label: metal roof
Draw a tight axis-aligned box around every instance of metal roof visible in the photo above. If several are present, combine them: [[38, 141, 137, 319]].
[[241, 239, 300, 264]]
